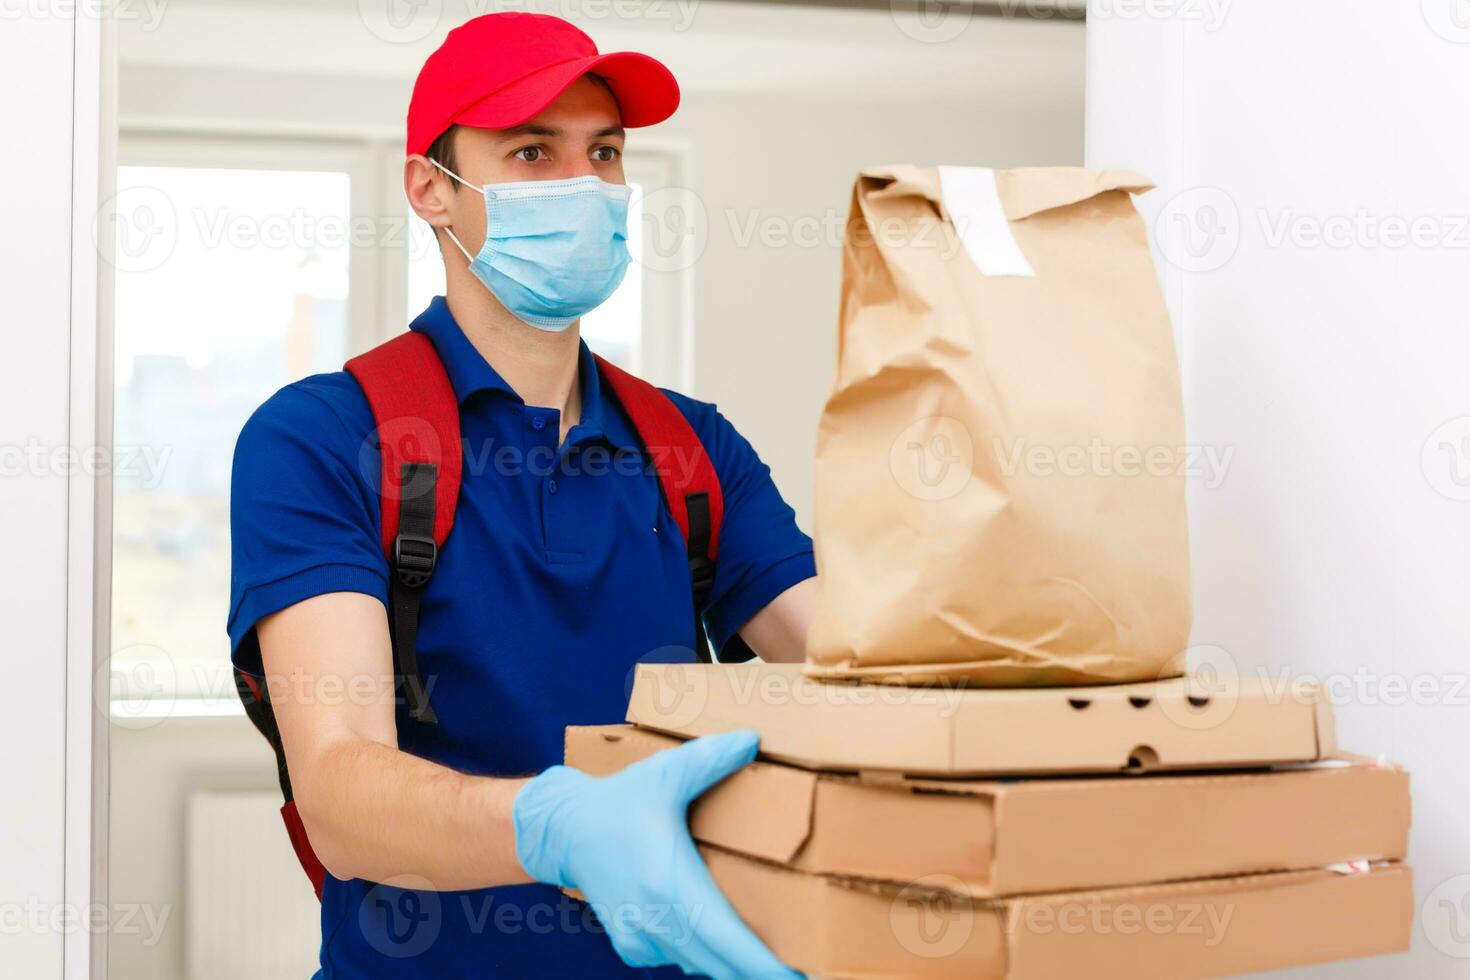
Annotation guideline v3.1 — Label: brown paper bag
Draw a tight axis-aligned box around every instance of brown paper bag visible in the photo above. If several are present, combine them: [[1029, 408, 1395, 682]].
[[806, 165, 1191, 686]]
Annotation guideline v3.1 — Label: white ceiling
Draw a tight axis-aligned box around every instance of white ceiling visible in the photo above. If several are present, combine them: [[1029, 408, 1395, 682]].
[[118, 0, 1085, 104]]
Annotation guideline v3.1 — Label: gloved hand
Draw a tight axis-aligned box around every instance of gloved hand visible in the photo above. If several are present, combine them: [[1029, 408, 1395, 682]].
[[514, 730, 800, 980]]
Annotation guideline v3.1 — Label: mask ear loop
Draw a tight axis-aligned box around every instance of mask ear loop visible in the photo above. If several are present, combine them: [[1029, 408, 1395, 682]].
[[427, 157, 483, 264]]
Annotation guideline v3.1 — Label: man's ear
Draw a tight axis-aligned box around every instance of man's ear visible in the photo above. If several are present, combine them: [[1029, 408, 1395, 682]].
[[405, 154, 454, 229]]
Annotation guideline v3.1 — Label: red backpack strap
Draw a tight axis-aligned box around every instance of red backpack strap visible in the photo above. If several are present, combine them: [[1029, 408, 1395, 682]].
[[345, 332, 462, 724], [280, 802, 326, 900], [596, 355, 756, 663], [234, 667, 327, 900], [595, 356, 722, 552], [345, 332, 462, 554]]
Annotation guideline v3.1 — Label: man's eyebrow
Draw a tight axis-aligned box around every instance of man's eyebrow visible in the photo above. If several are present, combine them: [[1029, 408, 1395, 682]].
[[593, 125, 627, 140], [494, 123, 561, 141]]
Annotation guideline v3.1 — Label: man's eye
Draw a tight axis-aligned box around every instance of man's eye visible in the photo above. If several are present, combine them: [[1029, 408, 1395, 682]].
[[591, 146, 621, 163], [514, 147, 545, 163]]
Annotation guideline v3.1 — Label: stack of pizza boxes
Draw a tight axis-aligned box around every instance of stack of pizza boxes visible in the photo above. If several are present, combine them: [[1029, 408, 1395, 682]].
[[566, 663, 1412, 980]]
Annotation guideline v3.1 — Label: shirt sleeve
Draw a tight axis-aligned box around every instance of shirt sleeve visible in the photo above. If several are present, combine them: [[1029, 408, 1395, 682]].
[[227, 377, 388, 675], [666, 393, 817, 653]]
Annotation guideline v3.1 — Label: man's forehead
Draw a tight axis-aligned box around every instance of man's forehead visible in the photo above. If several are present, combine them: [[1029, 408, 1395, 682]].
[[530, 76, 622, 126]]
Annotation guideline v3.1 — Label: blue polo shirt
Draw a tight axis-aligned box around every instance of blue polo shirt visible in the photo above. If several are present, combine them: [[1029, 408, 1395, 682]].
[[228, 297, 815, 978]]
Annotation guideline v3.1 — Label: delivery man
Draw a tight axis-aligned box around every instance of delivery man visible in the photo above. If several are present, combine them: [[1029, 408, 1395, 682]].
[[227, 12, 813, 979]]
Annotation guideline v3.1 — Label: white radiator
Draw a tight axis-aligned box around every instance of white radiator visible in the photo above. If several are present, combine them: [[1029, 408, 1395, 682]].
[[186, 791, 322, 979]]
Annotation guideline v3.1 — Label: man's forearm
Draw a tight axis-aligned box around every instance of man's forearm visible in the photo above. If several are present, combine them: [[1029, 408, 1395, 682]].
[[258, 593, 534, 891], [742, 576, 818, 663], [296, 736, 531, 891]]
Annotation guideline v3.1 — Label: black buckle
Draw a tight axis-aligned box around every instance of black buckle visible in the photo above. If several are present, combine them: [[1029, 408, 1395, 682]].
[[393, 533, 438, 589], [688, 555, 716, 602]]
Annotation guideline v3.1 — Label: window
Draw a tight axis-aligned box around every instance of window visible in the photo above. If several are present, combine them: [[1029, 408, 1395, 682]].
[[110, 133, 687, 713], [110, 138, 367, 709]]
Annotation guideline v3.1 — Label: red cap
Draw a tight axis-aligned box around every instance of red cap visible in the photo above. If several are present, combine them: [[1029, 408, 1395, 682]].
[[406, 12, 680, 157]]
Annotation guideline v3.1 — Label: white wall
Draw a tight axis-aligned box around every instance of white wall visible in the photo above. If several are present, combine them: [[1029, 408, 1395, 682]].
[[1089, 3, 1470, 977], [0, 11, 79, 980], [1, 7, 108, 980], [110, 3, 1085, 978], [108, 718, 293, 979]]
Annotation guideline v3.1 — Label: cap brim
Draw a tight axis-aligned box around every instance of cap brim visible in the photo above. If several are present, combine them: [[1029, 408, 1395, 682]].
[[452, 51, 680, 133]]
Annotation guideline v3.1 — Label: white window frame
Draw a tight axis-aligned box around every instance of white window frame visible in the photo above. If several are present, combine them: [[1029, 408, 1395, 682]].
[[623, 144, 691, 389]]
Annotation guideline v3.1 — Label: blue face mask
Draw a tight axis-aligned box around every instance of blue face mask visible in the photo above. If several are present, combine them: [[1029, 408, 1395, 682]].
[[433, 161, 632, 331]]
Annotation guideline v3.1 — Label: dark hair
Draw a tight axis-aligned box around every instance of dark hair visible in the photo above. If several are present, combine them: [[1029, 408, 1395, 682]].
[[426, 124, 459, 174]]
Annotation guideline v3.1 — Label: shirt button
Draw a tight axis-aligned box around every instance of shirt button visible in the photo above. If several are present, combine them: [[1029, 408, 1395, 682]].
[[548, 478, 559, 494], [531, 416, 547, 431]]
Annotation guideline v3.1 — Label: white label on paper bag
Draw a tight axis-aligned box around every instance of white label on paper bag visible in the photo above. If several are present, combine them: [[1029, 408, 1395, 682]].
[[937, 165, 1035, 278]]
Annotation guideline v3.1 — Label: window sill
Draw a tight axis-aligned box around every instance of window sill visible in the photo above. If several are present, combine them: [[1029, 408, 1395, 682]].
[[110, 695, 245, 722]]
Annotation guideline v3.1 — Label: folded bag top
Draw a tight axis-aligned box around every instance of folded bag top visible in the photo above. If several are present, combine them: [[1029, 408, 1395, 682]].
[[861, 164, 1155, 220]]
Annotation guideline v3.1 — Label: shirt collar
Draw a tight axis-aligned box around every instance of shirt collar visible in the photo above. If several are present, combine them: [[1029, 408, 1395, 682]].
[[410, 296, 516, 404], [408, 296, 639, 452]]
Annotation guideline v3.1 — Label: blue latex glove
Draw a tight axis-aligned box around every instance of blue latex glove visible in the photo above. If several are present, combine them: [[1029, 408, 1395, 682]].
[[514, 730, 801, 980]]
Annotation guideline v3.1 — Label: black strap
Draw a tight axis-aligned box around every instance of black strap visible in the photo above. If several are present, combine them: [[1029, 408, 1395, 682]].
[[391, 462, 440, 724], [684, 491, 757, 664], [686, 492, 716, 663], [235, 668, 294, 802]]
